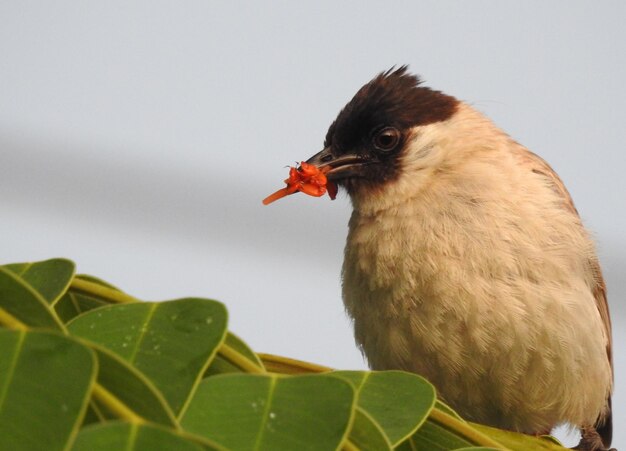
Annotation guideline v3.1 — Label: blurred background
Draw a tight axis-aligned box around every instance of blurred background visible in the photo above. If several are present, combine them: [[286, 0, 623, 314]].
[[1, 1, 624, 446]]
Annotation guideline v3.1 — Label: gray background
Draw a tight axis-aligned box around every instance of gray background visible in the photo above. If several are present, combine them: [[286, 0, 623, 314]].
[[1, 1, 624, 446]]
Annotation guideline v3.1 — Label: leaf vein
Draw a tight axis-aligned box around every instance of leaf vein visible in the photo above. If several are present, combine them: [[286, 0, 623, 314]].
[[254, 376, 277, 451], [127, 303, 158, 364]]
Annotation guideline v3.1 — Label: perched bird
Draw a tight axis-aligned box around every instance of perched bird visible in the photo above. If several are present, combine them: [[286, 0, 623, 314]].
[[306, 67, 613, 450]]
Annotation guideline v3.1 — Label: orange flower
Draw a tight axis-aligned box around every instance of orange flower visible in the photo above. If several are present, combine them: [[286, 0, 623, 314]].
[[263, 162, 338, 205]]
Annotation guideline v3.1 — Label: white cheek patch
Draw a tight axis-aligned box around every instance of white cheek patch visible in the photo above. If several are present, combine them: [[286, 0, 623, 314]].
[[411, 141, 435, 160], [399, 123, 451, 172]]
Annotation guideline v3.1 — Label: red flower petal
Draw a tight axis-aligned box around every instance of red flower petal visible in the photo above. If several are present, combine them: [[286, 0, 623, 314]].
[[263, 161, 339, 205]]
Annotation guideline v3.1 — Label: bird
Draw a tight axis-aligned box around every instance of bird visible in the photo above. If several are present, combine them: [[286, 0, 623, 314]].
[[305, 67, 613, 451]]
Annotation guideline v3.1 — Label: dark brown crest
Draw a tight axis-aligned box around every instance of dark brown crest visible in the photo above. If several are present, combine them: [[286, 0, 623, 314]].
[[321, 67, 458, 190], [324, 66, 458, 151]]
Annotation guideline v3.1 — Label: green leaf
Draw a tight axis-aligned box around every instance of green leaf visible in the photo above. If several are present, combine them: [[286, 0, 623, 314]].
[[3, 258, 75, 305], [471, 423, 567, 450], [0, 266, 64, 330], [205, 332, 265, 376], [397, 419, 473, 451], [181, 373, 355, 451], [88, 344, 178, 427], [330, 370, 436, 446], [67, 298, 228, 415], [82, 403, 103, 426], [348, 408, 392, 451], [0, 330, 96, 451], [55, 291, 109, 324], [72, 422, 210, 451]]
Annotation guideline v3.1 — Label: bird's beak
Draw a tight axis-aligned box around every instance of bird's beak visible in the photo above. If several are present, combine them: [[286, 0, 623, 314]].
[[306, 147, 373, 181]]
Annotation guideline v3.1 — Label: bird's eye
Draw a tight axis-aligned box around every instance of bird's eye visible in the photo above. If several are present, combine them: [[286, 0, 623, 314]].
[[372, 127, 401, 152]]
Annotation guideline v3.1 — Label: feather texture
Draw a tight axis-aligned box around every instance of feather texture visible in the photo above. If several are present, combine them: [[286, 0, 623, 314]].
[[341, 103, 613, 437]]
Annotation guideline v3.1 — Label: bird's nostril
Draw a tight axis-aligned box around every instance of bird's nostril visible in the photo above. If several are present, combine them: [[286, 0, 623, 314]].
[[321, 154, 333, 163]]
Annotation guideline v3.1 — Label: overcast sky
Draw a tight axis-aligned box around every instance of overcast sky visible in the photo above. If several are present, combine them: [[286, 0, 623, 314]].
[[1, 1, 624, 447]]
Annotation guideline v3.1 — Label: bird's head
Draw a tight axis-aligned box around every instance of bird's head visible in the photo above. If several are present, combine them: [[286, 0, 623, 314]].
[[306, 66, 459, 205]]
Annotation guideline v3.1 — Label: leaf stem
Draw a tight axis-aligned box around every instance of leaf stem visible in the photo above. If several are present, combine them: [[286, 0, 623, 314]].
[[0, 308, 28, 330], [342, 439, 360, 451], [91, 383, 145, 424], [70, 278, 139, 304], [258, 353, 332, 374], [429, 407, 507, 449], [219, 343, 266, 374]]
